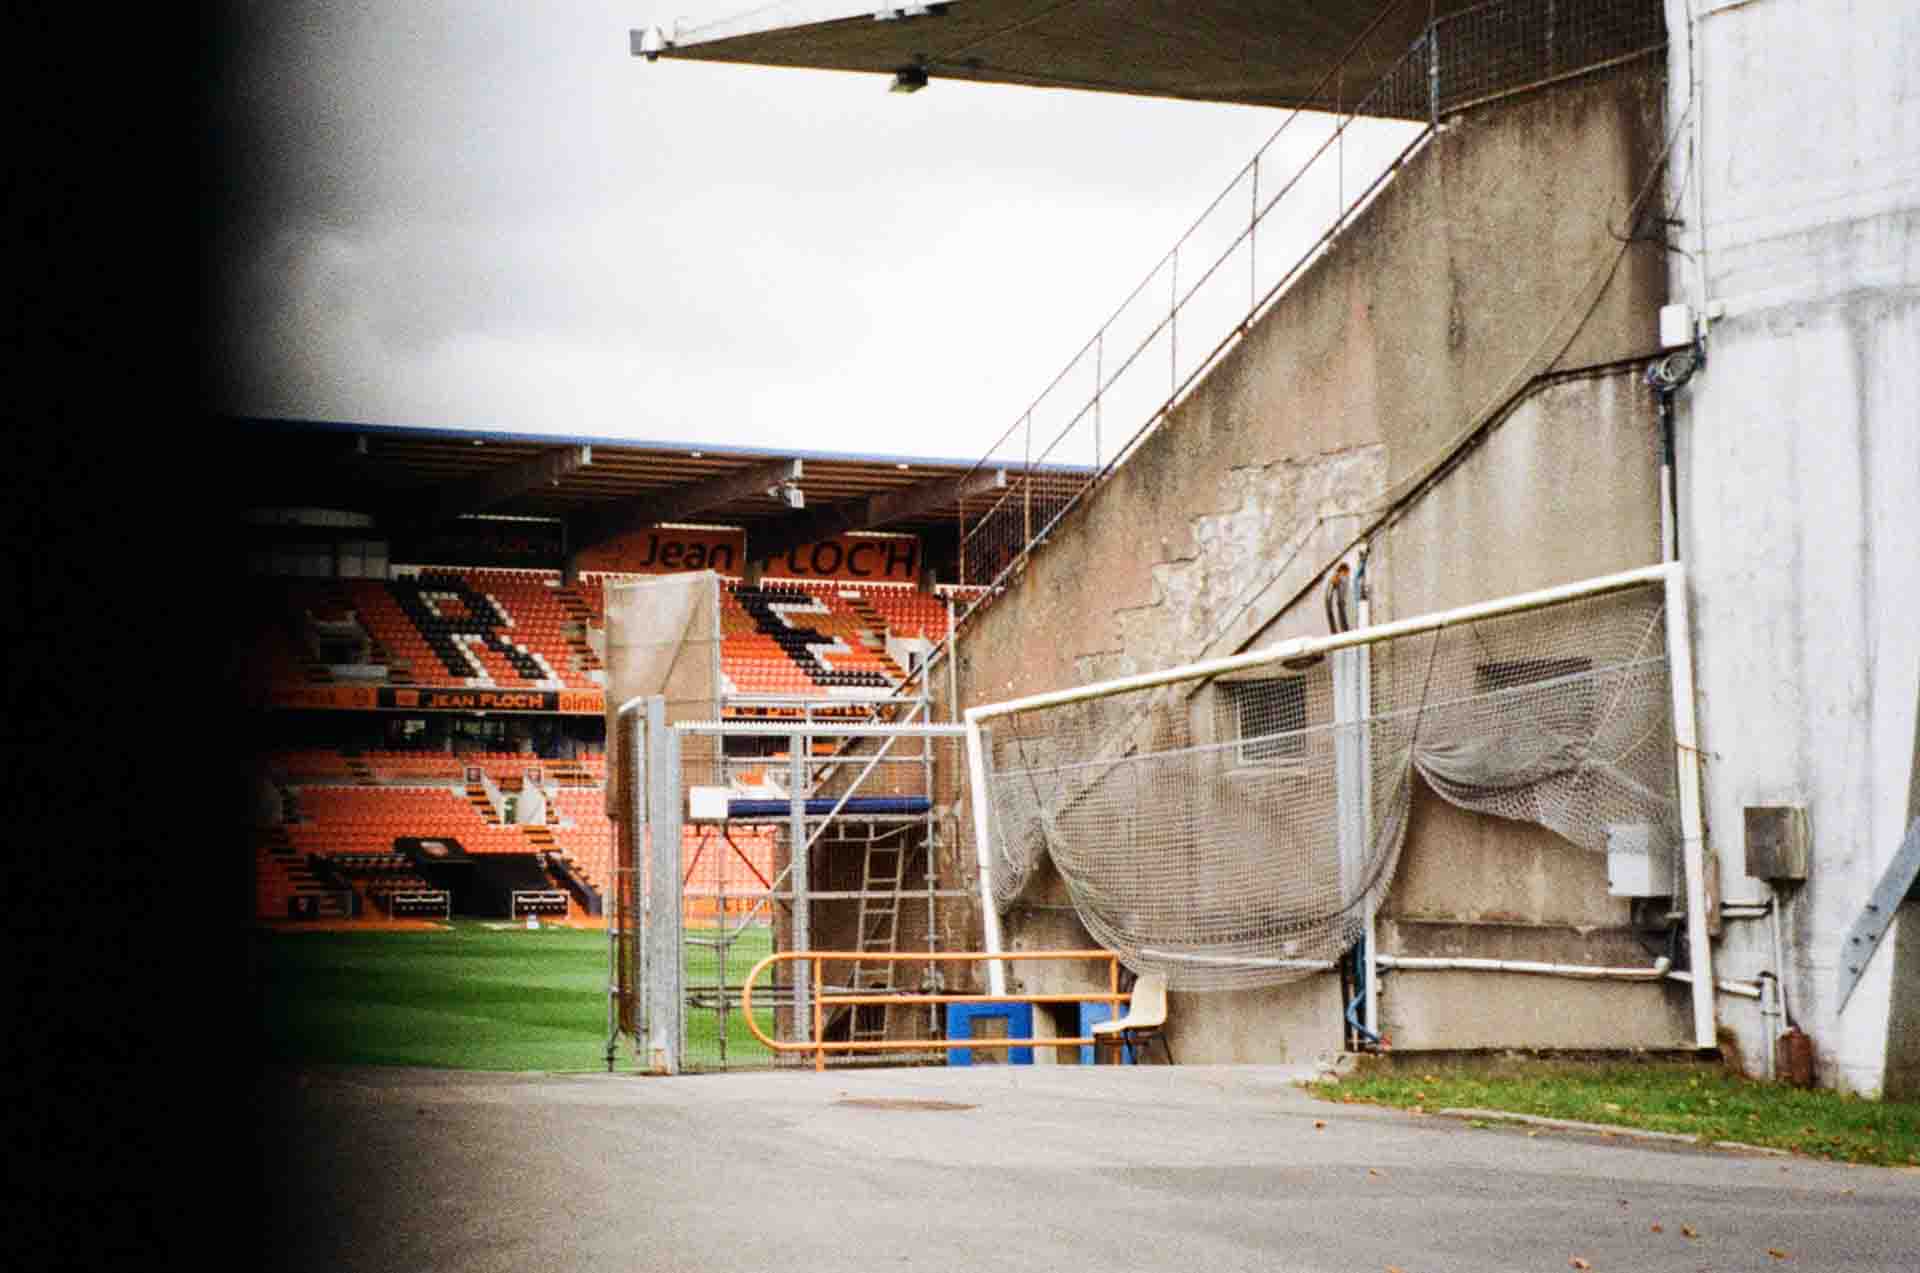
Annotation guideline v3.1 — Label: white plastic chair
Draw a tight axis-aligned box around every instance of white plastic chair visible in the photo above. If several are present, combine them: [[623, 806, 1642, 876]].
[[1090, 972, 1173, 1065]]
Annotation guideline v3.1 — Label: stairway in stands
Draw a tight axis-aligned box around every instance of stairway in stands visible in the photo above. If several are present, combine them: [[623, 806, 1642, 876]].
[[555, 584, 604, 680], [843, 593, 910, 683], [519, 823, 584, 918], [465, 773, 500, 824], [546, 759, 598, 787], [259, 825, 348, 919]]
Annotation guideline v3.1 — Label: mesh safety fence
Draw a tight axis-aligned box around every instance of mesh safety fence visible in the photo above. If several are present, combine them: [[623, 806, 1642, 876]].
[[980, 582, 1677, 990]]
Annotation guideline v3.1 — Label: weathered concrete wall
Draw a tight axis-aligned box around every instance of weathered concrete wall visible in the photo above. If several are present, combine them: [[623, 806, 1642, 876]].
[[1662, 0, 1920, 1093], [1371, 370, 1679, 1048], [947, 62, 1676, 1063]]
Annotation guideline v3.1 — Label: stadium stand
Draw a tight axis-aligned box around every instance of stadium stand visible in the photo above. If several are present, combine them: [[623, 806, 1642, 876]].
[[259, 751, 782, 921], [249, 564, 978, 705], [243, 458, 984, 927], [248, 569, 605, 691]]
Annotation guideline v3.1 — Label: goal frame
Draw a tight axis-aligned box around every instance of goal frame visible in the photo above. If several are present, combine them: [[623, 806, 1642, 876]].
[[962, 560, 1714, 1048]]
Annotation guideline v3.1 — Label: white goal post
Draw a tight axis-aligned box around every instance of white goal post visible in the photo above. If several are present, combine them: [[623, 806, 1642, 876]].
[[962, 561, 1714, 1048]]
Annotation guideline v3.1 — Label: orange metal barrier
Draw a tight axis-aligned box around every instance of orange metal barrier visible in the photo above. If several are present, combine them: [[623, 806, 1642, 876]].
[[740, 950, 1130, 1072]]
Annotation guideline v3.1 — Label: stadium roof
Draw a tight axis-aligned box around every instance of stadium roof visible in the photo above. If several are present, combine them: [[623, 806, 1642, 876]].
[[234, 416, 1073, 563], [633, 0, 1471, 111]]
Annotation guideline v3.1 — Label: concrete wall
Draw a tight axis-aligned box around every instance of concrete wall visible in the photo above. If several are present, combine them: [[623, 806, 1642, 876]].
[[947, 62, 1679, 1063], [1662, 0, 1920, 1093]]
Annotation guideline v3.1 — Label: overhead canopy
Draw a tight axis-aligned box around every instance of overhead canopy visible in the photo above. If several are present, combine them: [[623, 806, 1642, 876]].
[[230, 416, 1059, 548], [634, 0, 1473, 112]]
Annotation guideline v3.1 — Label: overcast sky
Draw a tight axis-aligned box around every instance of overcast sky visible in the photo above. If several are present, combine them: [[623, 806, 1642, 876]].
[[207, 2, 1405, 464]]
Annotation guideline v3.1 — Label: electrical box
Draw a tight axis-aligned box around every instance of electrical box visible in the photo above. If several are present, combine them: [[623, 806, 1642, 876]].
[[1745, 804, 1810, 881], [1606, 823, 1675, 897], [1659, 302, 1695, 349], [688, 786, 731, 822]]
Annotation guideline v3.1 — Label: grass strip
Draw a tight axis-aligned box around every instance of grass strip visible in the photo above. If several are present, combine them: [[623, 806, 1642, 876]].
[[255, 922, 775, 1071], [1313, 1059, 1920, 1166]]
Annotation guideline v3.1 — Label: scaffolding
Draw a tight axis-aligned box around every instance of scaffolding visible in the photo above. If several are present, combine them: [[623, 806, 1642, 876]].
[[612, 676, 978, 1073]]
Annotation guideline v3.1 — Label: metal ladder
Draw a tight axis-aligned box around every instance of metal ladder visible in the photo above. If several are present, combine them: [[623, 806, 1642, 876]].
[[847, 837, 906, 1042]]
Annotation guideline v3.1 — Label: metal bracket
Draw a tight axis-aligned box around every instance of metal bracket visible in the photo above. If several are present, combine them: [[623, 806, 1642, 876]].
[[1836, 815, 1920, 1013]]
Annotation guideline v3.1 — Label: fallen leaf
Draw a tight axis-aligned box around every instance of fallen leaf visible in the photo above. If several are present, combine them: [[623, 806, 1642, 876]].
[[1618, 1199, 1631, 1208], [1527, 1130, 1540, 1138], [1570, 1258, 1592, 1270], [1386, 1266, 1406, 1273], [1410, 1105, 1425, 1115], [1768, 1249, 1790, 1260], [1650, 1224, 1663, 1234], [1680, 1226, 1698, 1239], [1368, 1168, 1383, 1177]]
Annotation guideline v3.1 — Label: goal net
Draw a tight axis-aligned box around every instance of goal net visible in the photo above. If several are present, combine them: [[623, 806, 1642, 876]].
[[969, 569, 1683, 991]]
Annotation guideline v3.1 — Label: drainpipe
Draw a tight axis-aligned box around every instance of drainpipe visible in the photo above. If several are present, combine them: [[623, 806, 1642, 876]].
[[1353, 545, 1378, 1041], [1646, 347, 1700, 565], [1656, 386, 1677, 562]]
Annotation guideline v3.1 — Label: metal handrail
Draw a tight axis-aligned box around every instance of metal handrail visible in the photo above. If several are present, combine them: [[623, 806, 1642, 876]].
[[740, 949, 1130, 1071], [942, 0, 1664, 636], [949, 1, 1433, 599]]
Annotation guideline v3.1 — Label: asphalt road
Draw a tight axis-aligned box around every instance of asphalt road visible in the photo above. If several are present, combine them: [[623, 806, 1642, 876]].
[[254, 1063, 1919, 1272]]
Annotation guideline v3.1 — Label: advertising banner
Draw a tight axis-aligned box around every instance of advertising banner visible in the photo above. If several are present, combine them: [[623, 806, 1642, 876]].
[[261, 683, 604, 714], [759, 533, 920, 584], [576, 526, 743, 575], [578, 525, 921, 584], [393, 519, 565, 569]]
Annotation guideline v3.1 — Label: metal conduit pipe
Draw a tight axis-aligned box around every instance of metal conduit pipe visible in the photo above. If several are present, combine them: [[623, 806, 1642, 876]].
[[1757, 972, 1781, 1081], [1669, 903, 1769, 921], [1769, 882, 1792, 1028], [1663, 969, 1764, 999], [1661, 895, 1788, 1066], [1375, 955, 1671, 981]]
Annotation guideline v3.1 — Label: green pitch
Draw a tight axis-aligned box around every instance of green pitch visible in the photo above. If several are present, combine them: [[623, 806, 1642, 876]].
[[255, 922, 776, 1071]]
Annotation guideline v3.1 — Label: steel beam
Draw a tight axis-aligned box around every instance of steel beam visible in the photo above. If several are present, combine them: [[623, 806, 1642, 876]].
[[392, 444, 591, 530], [568, 457, 802, 555], [1837, 816, 1920, 1014], [747, 467, 1005, 565]]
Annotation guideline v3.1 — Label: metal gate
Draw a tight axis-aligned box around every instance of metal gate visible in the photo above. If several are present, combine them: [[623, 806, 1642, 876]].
[[609, 695, 975, 1073]]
